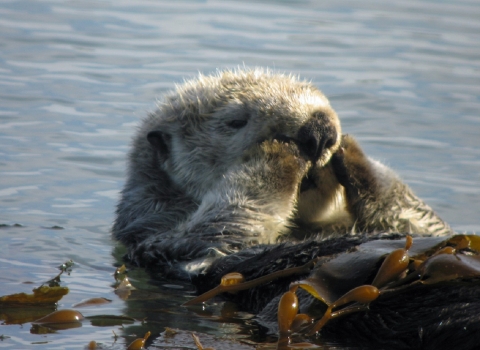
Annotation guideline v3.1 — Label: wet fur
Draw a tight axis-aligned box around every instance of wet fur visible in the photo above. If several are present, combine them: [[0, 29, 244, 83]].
[[113, 69, 451, 279]]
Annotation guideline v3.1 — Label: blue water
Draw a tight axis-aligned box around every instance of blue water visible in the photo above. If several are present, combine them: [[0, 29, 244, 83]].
[[1, 0, 479, 349]]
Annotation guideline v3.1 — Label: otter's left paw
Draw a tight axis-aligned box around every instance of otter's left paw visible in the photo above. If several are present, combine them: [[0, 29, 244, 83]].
[[331, 134, 377, 194]]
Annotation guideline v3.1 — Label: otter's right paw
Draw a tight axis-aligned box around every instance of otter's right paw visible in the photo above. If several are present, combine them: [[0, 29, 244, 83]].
[[242, 140, 311, 195], [261, 139, 310, 184]]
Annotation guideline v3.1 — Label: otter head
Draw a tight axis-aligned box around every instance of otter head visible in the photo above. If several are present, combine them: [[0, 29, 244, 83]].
[[143, 69, 341, 202]]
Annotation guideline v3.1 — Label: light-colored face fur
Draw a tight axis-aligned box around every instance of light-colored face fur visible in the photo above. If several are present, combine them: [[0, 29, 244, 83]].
[[135, 69, 341, 203]]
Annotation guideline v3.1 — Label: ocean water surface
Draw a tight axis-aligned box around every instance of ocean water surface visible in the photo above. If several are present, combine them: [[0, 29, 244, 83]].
[[1, 0, 479, 349]]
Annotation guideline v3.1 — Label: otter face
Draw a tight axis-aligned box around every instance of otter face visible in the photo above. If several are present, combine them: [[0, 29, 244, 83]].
[[145, 70, 341, 202]]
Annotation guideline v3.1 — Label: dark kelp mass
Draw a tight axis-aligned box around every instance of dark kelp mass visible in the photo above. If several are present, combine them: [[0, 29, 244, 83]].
[[188, 234, 480, 349]]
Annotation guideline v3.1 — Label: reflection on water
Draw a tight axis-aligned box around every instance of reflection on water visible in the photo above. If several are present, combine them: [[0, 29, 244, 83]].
[[1, 0, 479, 348]]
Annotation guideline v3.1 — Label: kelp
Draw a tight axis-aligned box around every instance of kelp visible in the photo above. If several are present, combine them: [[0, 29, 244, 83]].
[[183, 234, 480, 349], [126, 331, 151, 350], [0, 260, 74, 307], [0, 286, 69, 307], [73, 297, 112, 308], [1, 258, 149, 347]]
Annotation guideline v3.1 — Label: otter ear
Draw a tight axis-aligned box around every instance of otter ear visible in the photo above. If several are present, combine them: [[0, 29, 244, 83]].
[[147, 130, 170, 156]]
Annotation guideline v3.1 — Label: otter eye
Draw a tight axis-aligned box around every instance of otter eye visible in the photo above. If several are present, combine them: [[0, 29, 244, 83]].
[[227, 119, 248, 129]]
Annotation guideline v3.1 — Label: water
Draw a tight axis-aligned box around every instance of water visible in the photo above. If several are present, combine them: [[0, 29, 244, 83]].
[[1, 0, 479, 348]]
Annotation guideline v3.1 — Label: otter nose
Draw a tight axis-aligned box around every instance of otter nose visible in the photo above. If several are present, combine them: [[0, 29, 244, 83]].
[[297, 117, 337, 162]]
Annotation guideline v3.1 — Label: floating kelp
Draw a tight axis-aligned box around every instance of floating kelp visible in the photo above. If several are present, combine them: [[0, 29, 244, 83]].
[[115, 276, 136, 300], [0, 260, 73, 324], [126, 331, 151, 350], [0, 262, 73, 325], [114, 264, 127, 282], [184, 234, 480, 349], [30, 309, 84, 333], [283, 234, 480, 347], [0, 286, 69, 307], [87, 340, 98, 349], [300, 235, 480, 300], [183, 260, 318, 307], [33, 309, 84, 324], [58, 259, 74, 273], [73, 297, 112, 308], [113, 264, 137, 301]]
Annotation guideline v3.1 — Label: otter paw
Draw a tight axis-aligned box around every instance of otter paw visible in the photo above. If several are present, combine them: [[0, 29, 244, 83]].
[[331, 134, 372, 190], [241, 140, 311, 195], [261, 140, 310, 180]]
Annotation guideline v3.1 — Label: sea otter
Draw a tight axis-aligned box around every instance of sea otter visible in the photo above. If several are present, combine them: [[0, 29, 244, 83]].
[[112, 69, 480, 349], [113, 68, 451, 279]]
